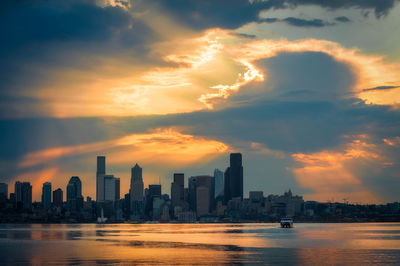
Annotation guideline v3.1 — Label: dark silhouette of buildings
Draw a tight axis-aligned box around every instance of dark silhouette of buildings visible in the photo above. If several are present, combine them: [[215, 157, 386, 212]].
[[0, 183, 7, 202], [188, 175, 215, 217], [96, 156, 106, 202], [15, 181, 32, 210], [214, 169, 224, 198], [130, 163, 144, 218], [224, 153, 243, 204], [171, 173, 184, 209], [41, 182, 52, 210], [53, 188, 63, 207], [145, 184, 161, 217], [67, 176, 83, 213]]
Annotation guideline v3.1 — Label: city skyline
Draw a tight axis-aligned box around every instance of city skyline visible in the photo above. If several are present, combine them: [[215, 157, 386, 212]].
[[1, 152, 399, 206], [1, 0, 400, 205]]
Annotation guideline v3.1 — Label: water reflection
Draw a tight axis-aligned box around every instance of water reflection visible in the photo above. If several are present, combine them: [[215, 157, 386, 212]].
[[0, 223, 399, 264]]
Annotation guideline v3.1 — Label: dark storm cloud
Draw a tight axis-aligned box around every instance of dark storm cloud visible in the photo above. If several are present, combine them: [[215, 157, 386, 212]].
[[260, 17, 335, 27], [362, 85, 399, 92], [281, 0, 398, 18], [0, 0, 156, 110], [148, 0, 398, 30], [335, 16, 351, 22]]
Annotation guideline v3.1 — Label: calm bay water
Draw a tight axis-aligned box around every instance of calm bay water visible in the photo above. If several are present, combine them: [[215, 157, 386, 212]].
[[0, 223, 400, 265]]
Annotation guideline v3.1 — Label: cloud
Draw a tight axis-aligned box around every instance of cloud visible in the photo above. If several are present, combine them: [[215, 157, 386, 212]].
[[144, 0, 399, 31], [0, 0, 159, 117], [335, 16, 351, 22], [292, 135, 400, 203], [19, 127, 229, 169], [292, 0, 399, 18], [260, 17, 335, 27], [362, 85, 399, 92]]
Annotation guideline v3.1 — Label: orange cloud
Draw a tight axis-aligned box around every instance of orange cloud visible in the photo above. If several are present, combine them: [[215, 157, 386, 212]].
[[225, 38, 400, 107], [19, 128, 229, 169], [292, 136, 383, 203]]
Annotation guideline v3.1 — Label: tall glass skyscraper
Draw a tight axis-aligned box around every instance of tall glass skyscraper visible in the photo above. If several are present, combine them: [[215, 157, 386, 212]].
[[41, 182, 52, 210], [96, 156, 106, 202], [224, 153, 243, 204], [130, 163, 144, 217]]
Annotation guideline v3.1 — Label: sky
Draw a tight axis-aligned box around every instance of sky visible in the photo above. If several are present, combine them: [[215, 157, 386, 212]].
[[1, 0, 400, 203]]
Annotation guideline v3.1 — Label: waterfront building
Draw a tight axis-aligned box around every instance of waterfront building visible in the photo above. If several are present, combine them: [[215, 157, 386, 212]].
[[104, 175, 119, 201], [214, 169, 224, 198], [145, 184, 161, 217], [0, 183, 8, 201], [41, 182, 52, 210], [15, 181, 32, 210], [224, 153, 243, 204], [53, 188, 63, 207], [189, 175, 215, 216], [67, 176, 83, 213], [96, 156, 106, 202], [130, 163, 144, 217], [171, 173, 184, 209]]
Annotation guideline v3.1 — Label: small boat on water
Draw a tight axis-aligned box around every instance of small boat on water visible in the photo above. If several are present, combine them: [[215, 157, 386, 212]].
[[280, 218, 293, 228]]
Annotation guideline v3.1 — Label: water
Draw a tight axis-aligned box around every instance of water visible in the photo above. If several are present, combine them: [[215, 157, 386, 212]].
[[1, 223, 400, 265]]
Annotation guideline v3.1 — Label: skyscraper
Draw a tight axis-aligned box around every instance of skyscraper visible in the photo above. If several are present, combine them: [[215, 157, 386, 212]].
[[171, 173, 184, 208], [104, 175, 119, 201], [15, 181, 32, 210], [67, 176, 83, 213], [224, 153, 243, 204], [145, 184, 161, 217], [41, 182, 52, 210], [115, 178, 120, 200], [130, 163, 144, 217], [96, 156, 106, 202], [214, 169, 224, 198], [53, 188, 63, 207], [0, 183, 8, 201], [189, 175, 215, 216]]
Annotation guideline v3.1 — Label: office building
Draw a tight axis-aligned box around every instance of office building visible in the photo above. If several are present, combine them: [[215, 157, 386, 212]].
[[189, 175, 215, 216], [104, 175, 119, 201], [41, 182, 52, 210], [214, 169, 224, 198], [224, 153, 243, 204], [0, 183, 8, 201], [15, 181, 32, 210], [96, 156, 106, 202], [145, 184, 161, 217], [171, 173, 184, 208], [67, 176, 83, 213], [130, 163, 144, 217], [53, 188, 63, 207]]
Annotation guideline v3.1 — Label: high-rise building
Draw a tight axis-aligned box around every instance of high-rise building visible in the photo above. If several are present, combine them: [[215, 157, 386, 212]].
[[224, 153, 243, 204], [96, 156, 106, 202], [115, 178, 120, 200], [67, 176, 83, 213], [53, 188, 63, 207], [0, 183, 8, 201], [130, 163, 144, 217], [171, 173, 184, 208], [41, 182, 52, 210], [104, 175, 119, 201], [188, 175, 215, 216], [15, 181, 32, 210], [145, 184, 161, 217], [214, 169, 224, 198]]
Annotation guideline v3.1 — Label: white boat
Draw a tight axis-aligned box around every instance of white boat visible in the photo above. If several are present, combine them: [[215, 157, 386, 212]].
[[280, 218, 293, 228]]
